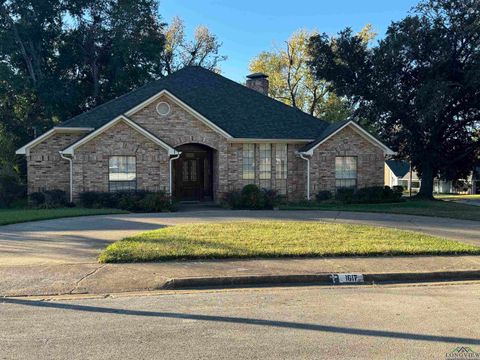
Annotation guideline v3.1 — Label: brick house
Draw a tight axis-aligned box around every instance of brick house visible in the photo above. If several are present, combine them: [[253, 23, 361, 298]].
[[16, 66, 394, 203]]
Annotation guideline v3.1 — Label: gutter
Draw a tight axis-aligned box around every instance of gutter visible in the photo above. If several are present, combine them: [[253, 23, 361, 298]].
[[59, 152, 73, 203], [297, 152, 311, 200], [169, 152, 181, 196]]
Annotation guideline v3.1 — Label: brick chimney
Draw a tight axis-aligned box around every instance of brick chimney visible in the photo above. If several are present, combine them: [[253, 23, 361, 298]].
[[246, 73, 269, 96]]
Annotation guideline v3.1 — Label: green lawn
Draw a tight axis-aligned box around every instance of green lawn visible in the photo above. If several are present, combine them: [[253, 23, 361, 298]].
[[280, 199, 480, 221], [99, 221, 480, 263], [0, 207, 128, 226], [435, 194, 480, 200]]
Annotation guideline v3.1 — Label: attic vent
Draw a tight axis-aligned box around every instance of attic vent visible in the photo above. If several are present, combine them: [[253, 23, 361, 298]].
[[156, 102, 171, 116]]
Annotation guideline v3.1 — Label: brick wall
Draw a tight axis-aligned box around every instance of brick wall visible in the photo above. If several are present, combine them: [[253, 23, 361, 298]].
[[72, 121, 170, 199], [27, 132, 85, 194], [310, 126, 385, 194]]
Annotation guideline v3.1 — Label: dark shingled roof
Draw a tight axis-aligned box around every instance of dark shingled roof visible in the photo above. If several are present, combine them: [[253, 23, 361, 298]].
[[299, 120, 350, 153], [386, 159, 410, 178], [59, 66, 328, 139]]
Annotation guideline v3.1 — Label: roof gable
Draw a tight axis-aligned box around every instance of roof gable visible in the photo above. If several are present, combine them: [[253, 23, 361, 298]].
[[386, 160, 410, 178], [299, 120, 395, 155], [59, 66, 328, 139], [61, 115, 177, 155]]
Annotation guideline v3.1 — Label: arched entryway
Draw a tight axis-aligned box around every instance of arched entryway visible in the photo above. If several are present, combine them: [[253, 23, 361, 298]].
[[173, 143, 214, 201]]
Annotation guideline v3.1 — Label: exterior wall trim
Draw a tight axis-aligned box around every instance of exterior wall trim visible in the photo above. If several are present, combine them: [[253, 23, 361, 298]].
[[61, 115, 178, 156], [301, 121, 395, 156], [125, 89, 233, 139], [228, 138, 314, 144], [16, 127, 93, 156]]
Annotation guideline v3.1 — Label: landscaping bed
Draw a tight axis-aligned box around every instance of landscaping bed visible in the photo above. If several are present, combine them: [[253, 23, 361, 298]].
[[0, 208, 128, 226], [99, 221, 480, 263]]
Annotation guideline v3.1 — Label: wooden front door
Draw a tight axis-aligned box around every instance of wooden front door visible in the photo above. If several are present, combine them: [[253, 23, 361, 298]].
[[174, 144, 213, 201]]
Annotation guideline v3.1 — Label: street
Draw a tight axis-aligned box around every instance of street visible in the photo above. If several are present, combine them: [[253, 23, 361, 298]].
[[1, 283, 479, 359]]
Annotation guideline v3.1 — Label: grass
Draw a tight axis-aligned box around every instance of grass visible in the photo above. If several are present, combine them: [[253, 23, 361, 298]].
[[279, 199, 480, 221], [98, 221, 480, 263], [0, 207, 128, 226], [435, 194, 480, 200]]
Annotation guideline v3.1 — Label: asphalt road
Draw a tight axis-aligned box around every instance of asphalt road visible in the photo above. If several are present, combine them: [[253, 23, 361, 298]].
[[1, 283, 479, 359]]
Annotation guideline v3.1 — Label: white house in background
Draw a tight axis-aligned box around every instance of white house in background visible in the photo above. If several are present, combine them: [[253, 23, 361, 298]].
[[384, 160, 455, 193]]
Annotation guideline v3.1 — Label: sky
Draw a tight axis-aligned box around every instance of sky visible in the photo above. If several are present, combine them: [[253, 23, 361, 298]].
[[159, 0, 419, 82]]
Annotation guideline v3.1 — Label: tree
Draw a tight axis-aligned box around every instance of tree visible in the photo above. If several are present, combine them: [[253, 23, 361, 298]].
[[308, 0, 480, 198], [161, 16, 227, 75], [249, 27, 374, 119]]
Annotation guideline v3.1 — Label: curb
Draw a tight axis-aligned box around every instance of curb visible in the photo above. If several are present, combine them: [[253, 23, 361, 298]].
[[160, 270, 480, 289]]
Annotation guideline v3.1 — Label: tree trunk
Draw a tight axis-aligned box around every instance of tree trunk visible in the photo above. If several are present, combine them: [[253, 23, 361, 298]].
[[416, 162, 434, 200]]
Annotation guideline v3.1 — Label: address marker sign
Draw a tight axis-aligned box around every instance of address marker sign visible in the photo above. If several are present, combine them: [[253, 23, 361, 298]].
[[331, 273, 365, 284]]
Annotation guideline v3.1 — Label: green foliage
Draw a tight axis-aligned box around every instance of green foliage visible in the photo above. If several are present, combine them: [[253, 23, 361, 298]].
[[352, 186, 402, 204], [29, 189, 69, 208], [79, 191, 176, 212], [315, 190, 333, 202], [222, 185, 282, 210], [335, 188, 355, 203], [308, 0, 480, 198], [0, 171, 26, 208], [249, 27, 374, 119]]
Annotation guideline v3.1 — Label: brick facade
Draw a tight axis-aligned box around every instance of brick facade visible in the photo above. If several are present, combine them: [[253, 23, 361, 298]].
[[310, 126, 385, 194], [27, 132, 85, 194], [24, 95, 385, 202], [72, 121, 170, 198]]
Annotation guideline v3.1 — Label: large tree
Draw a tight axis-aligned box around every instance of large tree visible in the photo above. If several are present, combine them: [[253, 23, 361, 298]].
[[249, 27, 374, 120], [161, 16, 227, 75], [308, 0, 480, 198]]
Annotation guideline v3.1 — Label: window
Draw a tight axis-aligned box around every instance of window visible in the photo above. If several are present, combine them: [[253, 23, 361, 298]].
[[335, 156, 357, 189], [275, 144, 287, 179], [259, 144, 271, 180], [242, 144, 255, 179], [109, 156, 136, 192]]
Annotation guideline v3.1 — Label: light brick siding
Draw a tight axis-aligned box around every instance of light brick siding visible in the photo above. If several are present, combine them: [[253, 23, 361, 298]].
[[130, 95, 228, 199], [27, 132, 85, 194], [72, 121, 170, 199], [24, 96, 385, 202], [310, 126, 385, 195]]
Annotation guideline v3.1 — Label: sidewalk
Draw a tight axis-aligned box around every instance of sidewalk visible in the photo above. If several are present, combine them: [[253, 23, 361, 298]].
[[2, 256, 480, 297]]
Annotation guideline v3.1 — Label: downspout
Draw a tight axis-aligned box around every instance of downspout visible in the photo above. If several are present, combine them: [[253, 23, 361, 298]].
[[59, 152, 73, 203], [169, 152, 181, 196], [298, 152, 311, 201]]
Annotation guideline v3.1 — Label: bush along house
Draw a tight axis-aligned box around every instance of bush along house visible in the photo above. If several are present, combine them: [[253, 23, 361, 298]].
[[16, 66, 394, 203]]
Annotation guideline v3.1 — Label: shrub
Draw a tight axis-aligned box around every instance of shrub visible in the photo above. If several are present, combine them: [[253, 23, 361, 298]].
[[28, 189, 69, 208], [353, 186, 403, 204], [29, 192, 46, 208], [0, 172, 26, 208], [392, 185, 404, 196], [315, 190, 332, 202], [78, 190, 175, 212], [222, 185, 282, 210], [335, 188, 355, 203]]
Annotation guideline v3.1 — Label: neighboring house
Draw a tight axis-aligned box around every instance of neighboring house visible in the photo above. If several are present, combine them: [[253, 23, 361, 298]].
[[16, 66, 394, 203], [384, 159, 473, 194]]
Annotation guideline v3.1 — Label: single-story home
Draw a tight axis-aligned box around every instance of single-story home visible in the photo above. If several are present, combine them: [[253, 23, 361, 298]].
[[384, 159, 473, 194], [16, 66, 394, 202]]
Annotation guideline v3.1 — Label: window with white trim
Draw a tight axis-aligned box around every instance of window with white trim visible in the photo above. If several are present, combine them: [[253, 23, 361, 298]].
[[335, 156, 357, 189], [109, 156, 137, 192], [275, 144, 287, 179], [242, 144, 255, 180], [259, 144, 271, 180]]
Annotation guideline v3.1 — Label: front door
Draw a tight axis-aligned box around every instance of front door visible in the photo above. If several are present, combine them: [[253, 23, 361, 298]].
[[174, 144, 213, 201]]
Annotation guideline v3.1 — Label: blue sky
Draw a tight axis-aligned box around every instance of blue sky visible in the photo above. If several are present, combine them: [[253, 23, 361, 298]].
[[159, 0, 419, 82]]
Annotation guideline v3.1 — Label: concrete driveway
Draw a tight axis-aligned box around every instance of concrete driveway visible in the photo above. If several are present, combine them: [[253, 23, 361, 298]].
[[0, 210, 479, 266]]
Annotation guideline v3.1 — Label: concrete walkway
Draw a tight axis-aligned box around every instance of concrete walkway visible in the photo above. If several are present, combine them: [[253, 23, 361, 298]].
[[0, 210, 479, 266]]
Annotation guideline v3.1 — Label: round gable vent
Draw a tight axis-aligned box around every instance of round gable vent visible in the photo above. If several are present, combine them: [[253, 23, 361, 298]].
[[156, 102, 171, 116]]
